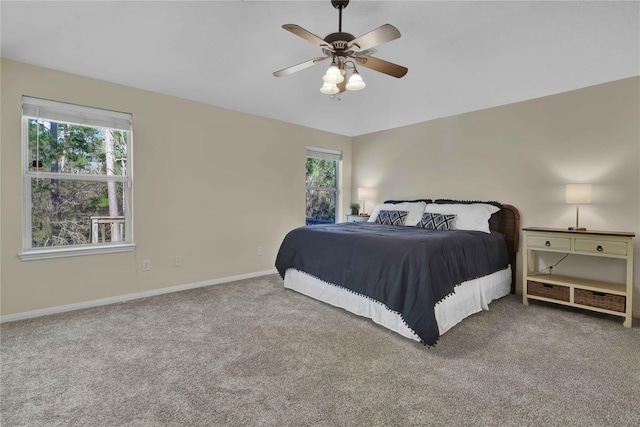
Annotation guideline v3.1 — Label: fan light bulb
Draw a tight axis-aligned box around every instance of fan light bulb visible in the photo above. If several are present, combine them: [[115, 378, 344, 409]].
[[346, 70, 366, 91], [320, 82, 339, 95], [323, 64, 344, 84]]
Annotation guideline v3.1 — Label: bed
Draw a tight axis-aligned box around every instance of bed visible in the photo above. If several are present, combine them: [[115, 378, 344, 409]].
[[275, 201, 520, 346]]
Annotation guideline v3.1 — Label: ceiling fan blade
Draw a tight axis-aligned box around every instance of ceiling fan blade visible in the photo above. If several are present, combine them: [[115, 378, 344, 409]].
[[273, 56, 330, 77], [349, 24, 401, 52], [354, 55, 408, 78], [282, 24, 333, 50]]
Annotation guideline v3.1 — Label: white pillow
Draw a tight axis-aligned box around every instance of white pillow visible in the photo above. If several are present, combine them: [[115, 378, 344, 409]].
[[423, 203, 500, 233], [368, 202, 427, 226]]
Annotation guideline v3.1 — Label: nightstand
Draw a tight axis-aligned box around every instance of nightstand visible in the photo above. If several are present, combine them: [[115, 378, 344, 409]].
[[346, 214, 370, 223], [522, 227, 634, 327]]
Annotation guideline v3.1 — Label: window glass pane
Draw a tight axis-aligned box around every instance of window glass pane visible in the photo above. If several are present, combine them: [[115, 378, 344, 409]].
[[306, 190, 336, 225], [28, 119, 127, 176], [306, 157, 336, 188], [30, 178, 126, 247], [305, 156, 338, 225]]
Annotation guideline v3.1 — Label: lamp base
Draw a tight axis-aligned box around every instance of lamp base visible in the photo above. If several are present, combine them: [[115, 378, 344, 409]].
[[568, 227, 587, 231]]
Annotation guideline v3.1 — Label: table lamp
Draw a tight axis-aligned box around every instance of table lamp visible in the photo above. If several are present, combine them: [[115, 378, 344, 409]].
[[357, 187, 372, 215], [565, 184, 591, 231]]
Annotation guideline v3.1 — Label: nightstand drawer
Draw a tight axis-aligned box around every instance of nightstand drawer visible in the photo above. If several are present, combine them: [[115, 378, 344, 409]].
[[574, 238, 627, 256], [527, 235, 571, 251], [346, 214, 370, 223]]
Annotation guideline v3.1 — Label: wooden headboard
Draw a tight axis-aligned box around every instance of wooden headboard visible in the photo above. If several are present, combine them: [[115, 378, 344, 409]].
[[494, 204, 521, 294]]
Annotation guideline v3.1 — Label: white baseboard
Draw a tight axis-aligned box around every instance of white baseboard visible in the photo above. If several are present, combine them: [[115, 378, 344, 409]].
[[4, 272, 636, 324], [0, 269, 278, 323]]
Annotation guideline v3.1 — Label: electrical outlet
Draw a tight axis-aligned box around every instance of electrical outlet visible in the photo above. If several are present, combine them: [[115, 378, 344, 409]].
[[257, 246, 263, 256], [142, 260, 151, 271], [175, 256, 182, 267]]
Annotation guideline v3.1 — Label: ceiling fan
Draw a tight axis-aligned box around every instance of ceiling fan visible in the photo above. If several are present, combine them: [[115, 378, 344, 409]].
[[273, 0, 408, 96]]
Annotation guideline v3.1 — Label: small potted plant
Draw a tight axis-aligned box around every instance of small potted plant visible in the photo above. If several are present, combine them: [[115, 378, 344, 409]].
[[349, 202, 360, 215]]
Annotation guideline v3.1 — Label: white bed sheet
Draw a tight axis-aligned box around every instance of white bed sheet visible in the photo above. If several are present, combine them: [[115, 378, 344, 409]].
[[283, 266, 512, 342]]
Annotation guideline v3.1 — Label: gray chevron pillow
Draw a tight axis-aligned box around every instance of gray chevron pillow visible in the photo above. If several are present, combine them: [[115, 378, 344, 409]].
[[416, 212, 457, 230], [375, 210, 409, 226]]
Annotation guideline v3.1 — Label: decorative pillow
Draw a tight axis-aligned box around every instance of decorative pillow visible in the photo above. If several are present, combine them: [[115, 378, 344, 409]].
[[424, 203, 500, 233], [435, 199, 501, 231], [375, 210, 409, 226], [368, 201, 427, 226], [416, 213, 457, 230]]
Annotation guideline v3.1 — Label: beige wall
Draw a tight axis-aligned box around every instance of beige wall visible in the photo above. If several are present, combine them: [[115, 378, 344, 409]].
[[2, 58, 638, 319], [352, 77, 640, 312], [0, 59, 352, 316]]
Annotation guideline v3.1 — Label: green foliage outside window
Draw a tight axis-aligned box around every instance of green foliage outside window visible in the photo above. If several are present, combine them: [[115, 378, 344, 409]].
[[28, 119, 127, 246], [306, 157, 337, 223]]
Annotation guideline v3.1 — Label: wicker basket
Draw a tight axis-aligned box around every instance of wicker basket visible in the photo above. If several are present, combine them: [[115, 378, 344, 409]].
[[527, 281, 570, 302], [575, 289, 625, 313]]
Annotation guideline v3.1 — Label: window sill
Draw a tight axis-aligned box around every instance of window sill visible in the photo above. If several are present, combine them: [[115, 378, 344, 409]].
[[19, 243, 136, 261]]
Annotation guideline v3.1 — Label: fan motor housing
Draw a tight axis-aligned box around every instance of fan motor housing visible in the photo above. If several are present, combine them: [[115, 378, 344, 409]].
[[324, 32, 355, 51], [331, 0, 349, 10]]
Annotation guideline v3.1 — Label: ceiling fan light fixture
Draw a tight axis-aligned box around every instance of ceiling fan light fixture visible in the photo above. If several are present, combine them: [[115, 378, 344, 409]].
[[274, 0, 407, 96], [320, 82, 340, 95], [323, 62, 344, 84], [346, 69, 366, 91]]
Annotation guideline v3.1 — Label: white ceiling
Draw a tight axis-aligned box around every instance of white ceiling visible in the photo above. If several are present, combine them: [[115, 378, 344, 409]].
[[2, 0, 638, 137]]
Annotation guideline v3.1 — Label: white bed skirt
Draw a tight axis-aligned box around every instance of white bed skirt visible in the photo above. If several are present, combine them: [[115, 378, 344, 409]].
[[283, 266, 512, 342]]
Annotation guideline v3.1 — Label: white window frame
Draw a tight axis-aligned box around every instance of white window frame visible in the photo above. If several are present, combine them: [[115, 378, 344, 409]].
[[19, 97, 135, 260], [306, 146, 341, 224]]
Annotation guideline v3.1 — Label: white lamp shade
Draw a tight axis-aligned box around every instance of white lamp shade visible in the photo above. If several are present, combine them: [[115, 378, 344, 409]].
[[357, 187, 373, 200], [346, 70, 366, 91], [323, 64, 345, 84], [320, 82, 339, 95], [565, 184, 592, 204]]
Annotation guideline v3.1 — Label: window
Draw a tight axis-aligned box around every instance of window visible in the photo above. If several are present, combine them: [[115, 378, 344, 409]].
[[20, 97, 133, 260], [306, 147, 341, 225]]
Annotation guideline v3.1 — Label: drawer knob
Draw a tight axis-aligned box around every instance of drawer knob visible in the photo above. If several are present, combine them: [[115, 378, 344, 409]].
[[545, 241, 551, 247], [596, 245, 603, 252]]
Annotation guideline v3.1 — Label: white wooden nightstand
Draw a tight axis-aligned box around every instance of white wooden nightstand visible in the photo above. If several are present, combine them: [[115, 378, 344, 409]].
[[522, 227, 634, 327], [346, 214, 370, 223]]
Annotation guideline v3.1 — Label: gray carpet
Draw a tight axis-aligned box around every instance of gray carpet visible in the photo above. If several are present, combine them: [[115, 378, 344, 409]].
[[1, 274, 639, 426]]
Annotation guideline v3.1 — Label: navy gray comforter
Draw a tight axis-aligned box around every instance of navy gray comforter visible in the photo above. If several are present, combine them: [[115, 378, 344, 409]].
[[275, 222, 510, 346]]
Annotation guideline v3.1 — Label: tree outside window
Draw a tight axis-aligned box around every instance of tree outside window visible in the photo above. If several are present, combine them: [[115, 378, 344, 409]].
[[21, 97, 132, 259], [306, 156, 338, 225]]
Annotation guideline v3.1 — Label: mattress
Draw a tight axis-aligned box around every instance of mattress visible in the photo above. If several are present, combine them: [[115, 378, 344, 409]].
[[283, 266, 512, 342]]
